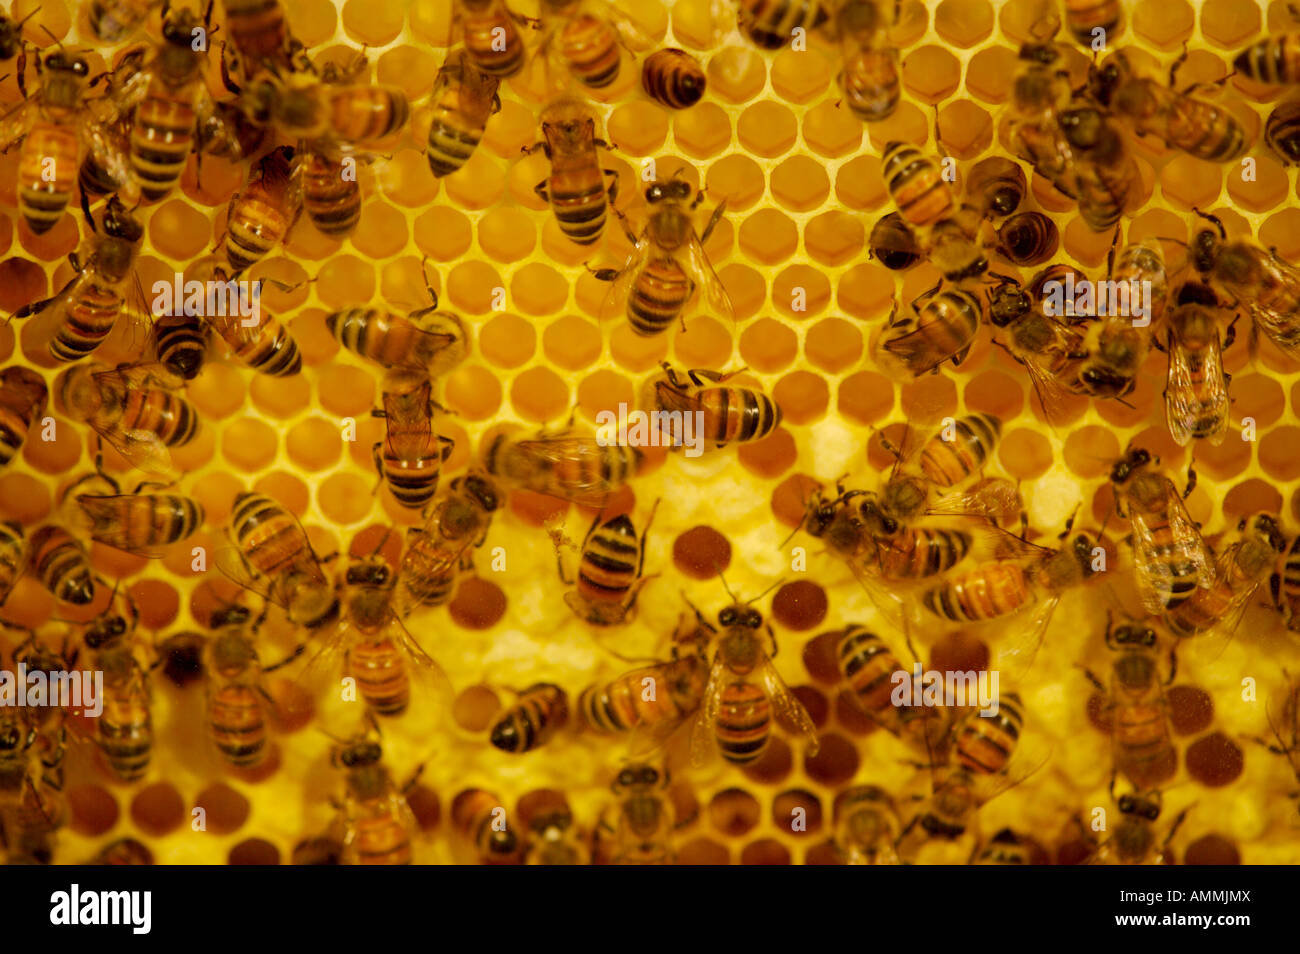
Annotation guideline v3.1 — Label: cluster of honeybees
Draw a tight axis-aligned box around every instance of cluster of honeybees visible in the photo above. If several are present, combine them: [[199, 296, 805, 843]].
[[0, 0, 1299, 866]]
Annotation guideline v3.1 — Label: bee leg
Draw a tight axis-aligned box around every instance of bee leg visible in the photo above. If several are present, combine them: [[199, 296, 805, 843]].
[[603, 168, 619, 205], [1223, 313, 1240, 351], [533, 179, 549, 203], [1167, 42, 1191, 91], [1078, 665, 1106, 694], [400, 763, 426, 796], [16, 43, 25, 101], [437, 434, 455, 462], [1161, 808, 1190, 854], [1182, 460, 1197, 499], [370, 442, 386, 495], [219, 41, 242, 96]]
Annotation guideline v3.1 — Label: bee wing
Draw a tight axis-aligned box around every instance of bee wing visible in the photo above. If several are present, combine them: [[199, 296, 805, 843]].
[[689, 655, 727, 768], [1176, 546, 1265, 664], [391, 615, 454, 708], [99, 424, 177, 480], [598, 232, 652, 322], [0, 100, 34, 152], [214, 545, 281, 609], [287, 619, 352, 726], [1164, 338, 1202, 447], [680, 228, 735, 321], [926, 482, 1023, 525], [79, 117, 133, 195], [1020, 352, 1080, 430], [991, 594, 1059, 686], [759, 658, 819, 756], [840, 549, 913, 634], [193, 87, 242, 160], [1129, 492, 1213, 614], [602, 2, 654, 52]]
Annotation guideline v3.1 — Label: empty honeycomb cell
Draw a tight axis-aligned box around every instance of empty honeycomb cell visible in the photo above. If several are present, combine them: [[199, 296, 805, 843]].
[[249, 373, 312, 421], [351, 202, 411, 261], [795, 102, 860, 161], [771, 580, 829, 631], [130, 783, 186, 837], [705, 155, 765, 211], [713, 264, 763, 320], [1184, 834, 1241, 866], [221, 418, 279, 473], [0, 258, 47, 313], [965, 46, 1017, 105], [67, 784, 118, 837], [286, 417, 343, 472], [0, 579, 54, 629], [838, 371, 895, 425], [414, 207, 474, 263], [773, 266, 832, 319], [705, 47, 767, 104], [22, 415, 78, 475], [378, 150, 439, 210], [673, 315, 733, 369], [1133, 0, 1195, 48], [737, 102, 800, 158], [339, 0, 402, 45], [738, 209, 799, 265], [20, 214, 79, 263], [317, 473, 374, 526], [1168, 685, 1215, 737], [510, 263, 569, 317], [289, 309, 339, 367], [769, 47, 832, 104], [934, 0, 994, 46], [453, 685, 501, 732], [834, 155, 887, 211], [542, 316, 600, 371], [444, 366, 503, 421], [228, 838, 281, 866], [129, 579, 179, 630], [1063, 217, 1122, 268], [1228, 155, 1288, 213], [577, 369, 634, 423], [315, 365, 376, 420], [1261, 209, 1300, 261], [478, 207, 539, 264], [448, 577, 508, 630], [444, 152, 508, 211], [148, 200, 211, 262], [802, 213, 863, 268], [900, 374, 958, 424], [709, 788, 761, 836], [770, 156, 831, 213], [375, 45, 438, 101], [837, 262, 896, 319], [1257, 334, 1300, 376], [1159, 155, 1224, 211], [1060, 426, 1122, 480], [678, 837, 730, 865], [608, 102, 670, 155], [801, 630, 843, 685], [673, 102, 734, 159], [609, 322, 669, 372], [1259, 426, 1300, 481], [964, 370, 1026, 421], [1223, 374, 1284, 432], [315, 255, 377, 311], [91, 541, 147, 582], [1185, 732, 1245, 787], [936, 101, 993, 159], [1223, 478, 1284, 525], [804, 733, 859, 786], [194, 783, 251, 836], [510, 366, 571, 423], [1200, 0, 1261, 48], [804, 318, 863, 375], [737, 428, 798, 478], [997, 427, 1053, 480], [740, 839, 790, 865], [773, 371, 829, 424], [737, 318, 798, 372], [1193, 435, 1252, 484], [742, 736, 793, 786], [253, 473, 312, 517]]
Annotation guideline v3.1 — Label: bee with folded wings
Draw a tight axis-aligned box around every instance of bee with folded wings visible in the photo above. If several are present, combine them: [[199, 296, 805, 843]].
[[549, 500, 658, 626], [327, 715, 423, 865], [1162, 279, 1234, 448], [590, 173, 733, 338], [689, 580, 818, 767]]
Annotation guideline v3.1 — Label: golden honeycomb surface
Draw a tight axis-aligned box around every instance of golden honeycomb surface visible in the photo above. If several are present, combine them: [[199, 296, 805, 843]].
[[0, 0, 1297, 865]]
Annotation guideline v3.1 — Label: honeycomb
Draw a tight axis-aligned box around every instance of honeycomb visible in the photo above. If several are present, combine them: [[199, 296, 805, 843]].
[[0, 0, 1298, 866]]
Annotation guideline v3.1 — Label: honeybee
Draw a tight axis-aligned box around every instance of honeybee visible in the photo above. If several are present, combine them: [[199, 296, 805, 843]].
[[1086, 790, 1187, 865], [577, 620, 710, 746], [149, 313, 207, 381], [0, 521, 24, 607], [330, 720, 420, 865], [0, 50, 129, 235], [524, 798, 587, 865], [0, 7, 36, 59], [915, 413, 1001, 489], [205, 610, 274, 769], [153, 630, 205, 688], [85, 0, 161, 42], [56, 362, 200, 478], [1165, 513, 1286, 641], [600, 762, 674, 864], [67, 467, 204, 558], [452, 787, 522, 864], [13, 195, 144, 364], [82, 597, 153, 782], [551, 501, 657, 626], [1272, 535, 1300, 634], [371, 370, 454, 514], [0, 367, 48, 471], [880, 140, 956, 232], [218, 491, 339, 630], [218, 0, 301, 81], [1067, 313, 1149, 401], [537, 0, 648, 90], [593, 174, 732, 336], [451, 0, 534, 78], [223, 145, 300, 273], [299, 551, 448, 718], [1234, 23, 1300, 85], [29, 525, 97, 605], [1089, 49, 1248, 163], [966, 156, 1027, 219], [690, 585, 818, 767], [835, 625, 947, 754], [1081, 616, 1178, 792], [1109, 234, 1169, 328], [0, 706, 62, 833], [831, 785, 902, 865], [651, 363, 782, 448], [1265, 100, 1300, 165], [641, 48, 706, 110], [326, 273, 468, 377], [735, 0, 829, 49], [488, 683, 570, 754], [298, 142, 361, 237], [185, 259, 302, 378], [835, 0, 899, 123], [875, 285, 983, 377], [398, 473, 499, 612], [427, 50, 501, 179], [1057, 103, 1136, 232], [1007, 40, 1079, 200], [105, 8, 239, 201], [993, 212, 1058, 267], [869, 212, 921, 270], [482, 429, 643, 507], [1163, 285, 1231, 448], [1190, 213, 1300, 361], [523, 98, 616, 246], [1247, 674, 1300, 817], [1063, 0, 1121, 47], [1109, 448, 1213, 614], [986, 275, 1085, 425]]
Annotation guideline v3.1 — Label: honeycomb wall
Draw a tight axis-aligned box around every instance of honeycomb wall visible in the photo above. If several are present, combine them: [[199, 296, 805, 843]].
[[0, 0, 1297, 864]]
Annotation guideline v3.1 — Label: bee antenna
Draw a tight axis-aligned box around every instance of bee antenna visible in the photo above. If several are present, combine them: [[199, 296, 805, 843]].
[[715, 566, 739, 604], [15, 7, 42, 29], [745, 577, 785, 605], [419, 256, 439, 308], [777, 517, 805, 551]]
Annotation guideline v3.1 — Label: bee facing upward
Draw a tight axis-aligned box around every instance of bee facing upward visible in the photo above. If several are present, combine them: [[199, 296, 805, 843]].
[[1163, 281, 1232, 448], [331, 722, 420, 865], [835, 0, 900, 124], [735, 0, 829, 49], [1165, 513, 1286, 641], [602, 762, 675, 864], [832, 785, 902, 865], [537, 0, 647, 90], [82, 596, 153, 782], [372, 370, 454, 514], [523, 98, 616, 246], [205, 612, 274, 769]]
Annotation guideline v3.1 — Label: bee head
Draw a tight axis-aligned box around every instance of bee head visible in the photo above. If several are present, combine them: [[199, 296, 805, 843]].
[[1110, 623, 1158, 649], [645, 178, 692, 204], [1242, 513, 1287, 553], [83, 611, 130, 649], [718, 604, 762, 629], [345, 556, 391, 588], [612, 762, 665, 793], [1069, 533, 1099, 576], [1117, 792, 1162, 820], [460, 473, 500, 513], [987, 280, 1030, 327], [1109, 447, 1153, 484], [1087, 55, 1128, 107], [102, 196, 144, 243], [334, 737, 382, 769], [161, 8, 200, 46], [46, 52, 90, 77]]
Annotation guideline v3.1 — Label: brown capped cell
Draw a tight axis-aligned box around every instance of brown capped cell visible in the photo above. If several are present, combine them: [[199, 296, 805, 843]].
[[408, 785, 442, 832], [802, 630, 844, 685], [678, 837, 730, 865], [771, 580, 828, 631], [804, 733, 860, 786], [1183, 834, 1240, 866], [930, 631, 989, 675], [67, 785, 119, 837], [772, 789, 823, 836], [292, 837, 343, 866], [1167, 686, 1214, 736], [194, 783, 251, 835], [228, 838, 281, 865], [835, 690, 880, 736], [709, 788, 761, 836], [737, 428, 798, 479], [741, 839, 791, 865], [453, 685, 502, 732], [804, 841, 843, 865], [672, 525, 732, 579], [743, 736, 793, 786], [449, 577, 508, 630], [1185, 732, 1245, 787], [130, 783, 187, 837], [788, 686, 829, 729]]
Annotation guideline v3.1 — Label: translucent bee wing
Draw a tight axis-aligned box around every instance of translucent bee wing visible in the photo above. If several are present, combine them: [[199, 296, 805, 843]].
[[390, 616, 455, 721], [192, 86, 241, 160], [1164, 333, 1227, 447], [840, 551, 912, 634], [689, 655, 726, 768], [214, 545, 281, 610], [682, 232, 735, 322], [926, 481, 1023, 525], [0, 100, 35, 152], [1020, 352, 1080, 430], [989, 594, 1059, 685], [1129, 482, 1214, 614], [760, 659, 819, 757], [104, 426, 177, 480], [287, 618, 351, 724], [598, 232, 652, 322]]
